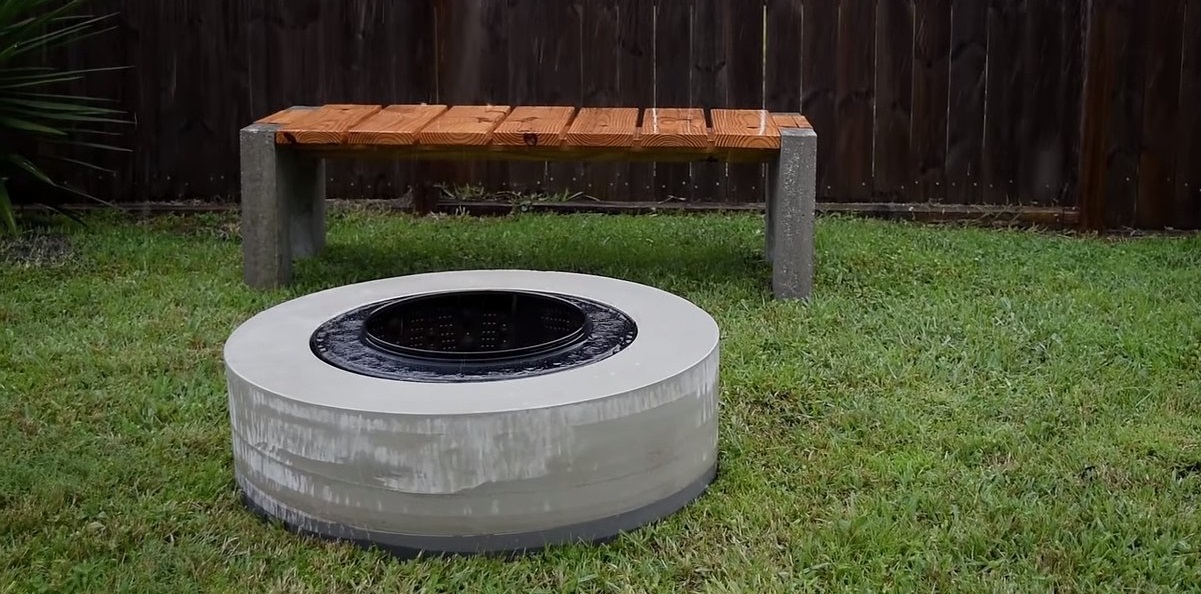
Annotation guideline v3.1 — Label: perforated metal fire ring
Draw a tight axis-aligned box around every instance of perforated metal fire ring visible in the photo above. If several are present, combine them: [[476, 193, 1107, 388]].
[[224, 270, 720, 557]]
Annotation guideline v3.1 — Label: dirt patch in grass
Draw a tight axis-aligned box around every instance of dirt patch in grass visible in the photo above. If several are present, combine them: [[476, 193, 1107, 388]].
[[0, 233, 75, 267]]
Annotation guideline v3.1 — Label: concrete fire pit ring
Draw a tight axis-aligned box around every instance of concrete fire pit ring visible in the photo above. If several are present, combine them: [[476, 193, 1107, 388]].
[[224, 270, 720, 557]]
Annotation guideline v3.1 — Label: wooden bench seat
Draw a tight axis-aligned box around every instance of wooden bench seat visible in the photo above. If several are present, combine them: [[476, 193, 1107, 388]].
[[240, 104, 817, 299]]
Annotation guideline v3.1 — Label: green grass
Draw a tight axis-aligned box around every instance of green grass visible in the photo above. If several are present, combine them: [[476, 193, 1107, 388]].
[[2, 209, 1200, 593]]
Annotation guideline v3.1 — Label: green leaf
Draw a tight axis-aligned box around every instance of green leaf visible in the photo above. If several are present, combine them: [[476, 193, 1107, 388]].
[[0, 116, 66, 136], [3, 152, 55, 186], [0, 178, 16, 235]]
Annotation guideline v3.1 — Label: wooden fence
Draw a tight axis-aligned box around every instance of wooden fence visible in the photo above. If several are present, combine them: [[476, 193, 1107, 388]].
[[42, 0, 1201, 229]]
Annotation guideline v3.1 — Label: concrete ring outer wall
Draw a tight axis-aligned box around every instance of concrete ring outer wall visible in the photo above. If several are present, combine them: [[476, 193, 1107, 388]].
[[224, 270, 720, 544]]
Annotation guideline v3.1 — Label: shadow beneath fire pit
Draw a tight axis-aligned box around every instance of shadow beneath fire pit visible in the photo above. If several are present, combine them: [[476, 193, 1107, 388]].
[[292, 223, 771, 300]]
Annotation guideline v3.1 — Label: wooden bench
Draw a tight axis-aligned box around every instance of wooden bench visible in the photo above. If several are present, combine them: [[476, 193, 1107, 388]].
[[239, 104, 816, 299]]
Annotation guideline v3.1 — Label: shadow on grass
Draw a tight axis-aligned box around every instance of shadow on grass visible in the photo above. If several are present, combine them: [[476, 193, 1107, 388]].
[[290, 230, 773, 299]]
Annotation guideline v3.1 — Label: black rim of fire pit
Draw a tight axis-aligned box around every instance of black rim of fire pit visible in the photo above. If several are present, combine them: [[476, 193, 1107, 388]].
[[310, 289, 638, 383]]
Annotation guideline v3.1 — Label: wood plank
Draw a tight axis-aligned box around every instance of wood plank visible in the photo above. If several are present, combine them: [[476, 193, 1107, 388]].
[[491, 106, 577, 147], [836, 0, 877, 201], [712, 110, 781, 149], [1135, 0, 1185, 228], [640, 108, 711, 148], [617, 0, 656, 200], [772, 113, 812, 129], [430, 0, 512, 207], [276, 104, 383, 144], [982, 0, 1024, 204], [802, 0, 838, 200], [256, 107, 308, 125], [765, 0, 804, 113], [565, 108, 640, 147], [1019, 0, 1067, 205], [911, 0, 951, 203], [345, 104, 449, 145], [1176, 0, 1201, 229], [580, 1, 625, 199], [654, 0, 694, 201], [946, 0, 989, 204], [1101, 0, 1147, 228], [689, 0, 723, 201], [1058, 0, 1086, 210], [874, 0, 914, 202], [414, 105, 511, 146], [720, 0, 767, 202]]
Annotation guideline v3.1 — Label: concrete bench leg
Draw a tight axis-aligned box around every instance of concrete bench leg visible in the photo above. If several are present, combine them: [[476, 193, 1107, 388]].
[[239, 122, 326, 289], [767, 127, 817, 300]]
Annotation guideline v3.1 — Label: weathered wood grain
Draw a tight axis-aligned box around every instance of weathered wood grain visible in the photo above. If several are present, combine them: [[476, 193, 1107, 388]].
[[565, 108, 640, 147], [712, 109, 781, 149], [345, 104, 449, 145], [491, 106, 577, 147], [414, 105, 511, 146], [276, 104, 383, 144]]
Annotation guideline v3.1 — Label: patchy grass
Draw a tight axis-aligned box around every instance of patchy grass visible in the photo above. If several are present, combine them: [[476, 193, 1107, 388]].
[[2, 210, 1200, 593]]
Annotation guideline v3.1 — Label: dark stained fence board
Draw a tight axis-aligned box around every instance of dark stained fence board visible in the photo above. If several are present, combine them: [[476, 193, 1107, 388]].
[[835, 0, 877, 201], [580, 1, 627, 200], [946, 0, 988, 204], [721, 0, 767, 203], [765, 0, 804, 113], [802, 0, 839, 200], [911, 0, 951, 203], [538, 1, 585, 197], [689, 0, 724, 202], [982, 0, 1024, 204], [1177, 0, 1201, 228], [1101, 0, 1148, 228], [618, 0, 657, 200], [653, 0, 693, 201], [1018, 0, 1067, 206], [1135, 0, 1185, 228], [1058, 0, 1086, 209], [873, 0, 914, 203]]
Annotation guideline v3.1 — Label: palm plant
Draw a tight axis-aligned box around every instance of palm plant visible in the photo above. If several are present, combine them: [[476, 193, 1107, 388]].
[[0, 0, 127, 235]]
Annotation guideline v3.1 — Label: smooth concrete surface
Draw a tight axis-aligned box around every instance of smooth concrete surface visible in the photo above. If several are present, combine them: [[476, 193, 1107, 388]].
[[239, 108, 325, 289], [769, 126, 818, 300], [224, 270, 721, 554]]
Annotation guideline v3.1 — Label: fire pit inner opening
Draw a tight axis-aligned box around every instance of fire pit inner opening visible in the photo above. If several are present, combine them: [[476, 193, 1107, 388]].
[[362, 290, 589, 363]]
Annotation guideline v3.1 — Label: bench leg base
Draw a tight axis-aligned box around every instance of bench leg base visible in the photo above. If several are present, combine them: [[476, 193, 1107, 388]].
[[767, 127, 817, 300], [240, 122, 326, 289]]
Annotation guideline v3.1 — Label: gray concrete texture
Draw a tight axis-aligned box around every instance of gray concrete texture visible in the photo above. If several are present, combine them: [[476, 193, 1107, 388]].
[[224, 271, 721, 554]]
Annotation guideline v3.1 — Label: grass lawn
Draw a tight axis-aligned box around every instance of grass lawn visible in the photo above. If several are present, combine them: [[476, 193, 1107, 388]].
[[2, 208, 1200, 592]]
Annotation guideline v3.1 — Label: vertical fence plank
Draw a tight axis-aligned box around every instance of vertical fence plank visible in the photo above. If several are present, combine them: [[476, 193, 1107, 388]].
[[1177, 0, 1201, 228], [1102, 0, 1147, 227], [721, 0, 767, 203], [689, 0, 723, 201], [540, 1, 585, 197], [1135, 0, 1185, 228], [802, 0, 838, 200], [873, 0, 913, 203], [911, 0, 950, 202], [619, 0, 657, 200], [1058, 0, 1086, 209], [654, 0, 693, 201], [1017, 0, 1066, 205], [580, 1, 625, 200], [982, 0, 1023, 204], [766, 0, 804, 113], [836, 0, 877, 201], [946, 0, 987, 204]]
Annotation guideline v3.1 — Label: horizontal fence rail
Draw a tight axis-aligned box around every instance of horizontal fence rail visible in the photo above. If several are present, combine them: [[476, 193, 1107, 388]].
[[31, 0, 1201, 229]]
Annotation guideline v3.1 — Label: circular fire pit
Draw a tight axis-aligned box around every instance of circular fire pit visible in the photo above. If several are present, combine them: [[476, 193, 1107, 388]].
[[224, 270, 720, 557]]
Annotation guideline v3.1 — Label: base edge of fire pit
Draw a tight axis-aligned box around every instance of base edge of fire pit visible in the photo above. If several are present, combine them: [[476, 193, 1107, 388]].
[[236, 463, 717, 558]]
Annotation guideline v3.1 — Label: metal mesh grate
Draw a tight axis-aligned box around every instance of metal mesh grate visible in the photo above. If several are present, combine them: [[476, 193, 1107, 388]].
[[361, 290, 589, 362]]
